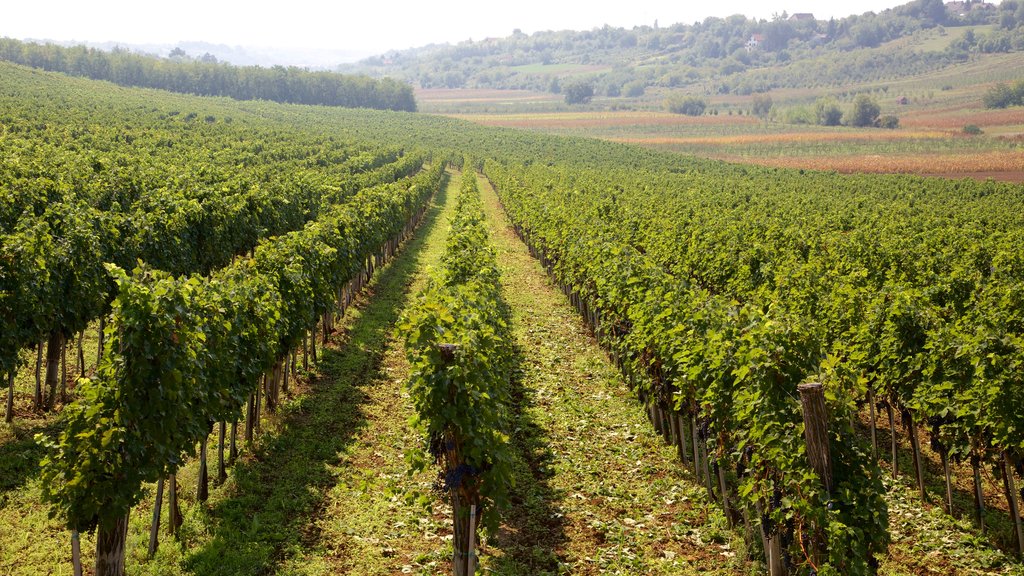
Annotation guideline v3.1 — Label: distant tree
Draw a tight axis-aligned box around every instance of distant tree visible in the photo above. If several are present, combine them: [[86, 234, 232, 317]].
[[168, 47, 188, 59], [879, 114, 900, 129], [752, 93, 773, 118], [199, 52, 218, 63], [549, 77, 562, 94], [666, 95, 706, 115], [564, 80, 594, 104], [624, 80, 646, 97], [982, 81, 1024, 108], [814, 97, 843, 126], [848, 93, 882, 127], [919, 0, 947, 26]]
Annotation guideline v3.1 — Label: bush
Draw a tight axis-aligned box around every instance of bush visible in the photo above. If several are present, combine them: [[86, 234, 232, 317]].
[[879, 115, 900, 129], [847, 94, 881, 127], [563, 81, 594, 105], [814, 98, 843, 126], [983, 81, 1024, 109], [963, 124, 984, 135], [752, 93, 773, 118], [666, 95, 707, 116], [624, 81, 646, 98]]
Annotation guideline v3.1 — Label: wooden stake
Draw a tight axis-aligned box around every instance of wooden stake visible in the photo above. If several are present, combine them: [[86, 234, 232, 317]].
[[77, 330, 85, 377], [97, 317, 105, 366], [34, 342, 43, 409], [798, 382, 833, 567], [868, 387, 878, 459], [72, 530, 83, 576], [972, 453, 986, 533], [888, 402, 899, 479], [1003, 451, 1024, 557], [906, 411, 927, 502], [218, 421, 227, 482], [942, 449, 954, 516], [168, 474, 181, 537], [4, 371, 13, 424], [149, 477, 164, 556], [60, 338, 68, 403], [197, 434, 209, 502], [798, 383, 833, 493]]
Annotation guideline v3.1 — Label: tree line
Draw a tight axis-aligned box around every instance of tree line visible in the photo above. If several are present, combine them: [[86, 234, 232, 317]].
[[0, 38, 417, 112]]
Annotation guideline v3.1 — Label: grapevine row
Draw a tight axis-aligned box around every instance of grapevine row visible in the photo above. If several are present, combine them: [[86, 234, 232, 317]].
[[485, 157, 1024, 572], [37, 162, 445, 574], [400, 169, 514, 576]]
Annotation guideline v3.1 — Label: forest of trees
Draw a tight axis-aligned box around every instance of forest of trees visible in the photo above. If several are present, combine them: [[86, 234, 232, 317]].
[[0, 38, 417, 112], [343, 0, 1023, 96]]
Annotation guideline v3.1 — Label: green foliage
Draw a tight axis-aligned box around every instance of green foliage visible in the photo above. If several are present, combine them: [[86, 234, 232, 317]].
[[563, 80, 595, 105], [37, 164, 445, 532], [666, 95, 707, 115], [963, 123, 984, 134], [482, 149, 1024, 572], [814, 97, 844, 126], [400, 173, 514, 532], [847, 94, 882, 127], [0, 38, 416, 111], [983, 79, 1024, 108], [879, 114, 900, 129], [751, 93, 773, 118]]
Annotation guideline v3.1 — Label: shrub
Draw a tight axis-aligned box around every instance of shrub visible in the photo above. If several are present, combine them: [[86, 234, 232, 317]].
[[847, 94, 881, 127], [879, 115, 900, 129], [666, 95, 707, 116], [963, 124, 984, 135]]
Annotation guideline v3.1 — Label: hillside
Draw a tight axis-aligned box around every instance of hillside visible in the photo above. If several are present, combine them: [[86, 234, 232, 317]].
[[342, 0, 1024, 97]]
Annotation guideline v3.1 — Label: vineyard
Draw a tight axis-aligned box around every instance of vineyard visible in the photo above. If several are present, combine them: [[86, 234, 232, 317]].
[[2, 61, 1024, 575]]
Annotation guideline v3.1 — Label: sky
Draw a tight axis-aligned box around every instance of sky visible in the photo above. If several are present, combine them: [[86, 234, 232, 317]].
[[5, 0, 911, 59]]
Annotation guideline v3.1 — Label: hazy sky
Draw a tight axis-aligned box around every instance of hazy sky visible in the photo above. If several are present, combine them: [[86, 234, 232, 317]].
[[5, 0, 909, 56]]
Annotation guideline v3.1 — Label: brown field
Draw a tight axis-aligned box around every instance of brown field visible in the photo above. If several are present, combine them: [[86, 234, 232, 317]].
[[712, 150, 1024, 180], [609, 129, 950, 146], [455, 110, 760, 129], [420, 85, 1024, 182], [416, 87, 559, 104]]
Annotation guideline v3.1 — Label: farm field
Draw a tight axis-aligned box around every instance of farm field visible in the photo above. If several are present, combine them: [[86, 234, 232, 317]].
[[419, 52, 1024, 181], [3, 61, 1024, 576]]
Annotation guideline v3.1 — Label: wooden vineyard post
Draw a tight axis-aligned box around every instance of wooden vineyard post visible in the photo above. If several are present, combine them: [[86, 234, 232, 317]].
[[168, 474, 181, 537], [77, 330, 85, 377], [97, 316, 105, 366], [888, 402, 899, 479], [197, 434, 209, 502], [60, 338, 68, 403], [218, 421, 227, 482], [149, 477, 164, 556], [798, 382, 833, 567], [941, 448, 954, 516], [675, 413, 690, 466], [4, 371, 13, 424], [905, 411, 928, 502], [867, 386, 878, 459], [34, 342, 43, 409], [1002, 451, 1024, 557], [972, 452, 986, 533], [71, 530, 83, 576]]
